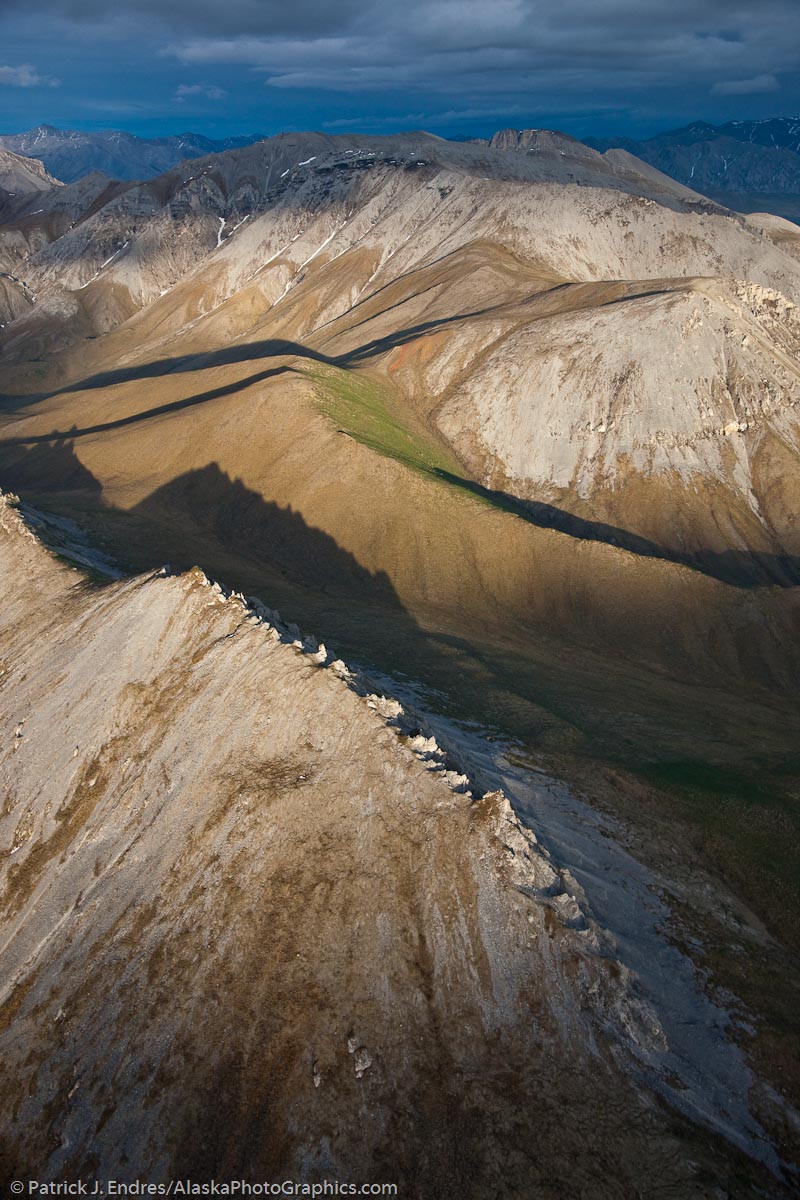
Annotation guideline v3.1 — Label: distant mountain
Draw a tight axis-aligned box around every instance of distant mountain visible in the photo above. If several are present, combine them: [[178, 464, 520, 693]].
[[0, 125, 265, 183], [652, 118, 800, 153], [585, 118, 800, 221]]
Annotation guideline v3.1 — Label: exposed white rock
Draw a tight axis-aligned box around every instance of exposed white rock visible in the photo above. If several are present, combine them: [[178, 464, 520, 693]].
[[353, 1047, 373, 1078]]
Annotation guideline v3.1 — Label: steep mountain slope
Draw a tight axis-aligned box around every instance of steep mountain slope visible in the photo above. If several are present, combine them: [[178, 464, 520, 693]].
[[746, 211, 800, 260], [0, 150, 64, 328], [1, 127, 800, 1193], [717, 119, 800, 153], [0, 125, 264, 183], [4, 491, 788, 1196], [432, 277, 800, 581], [585, 120, 800, 222], [488, 127, 709, 201], [3, 128, 796, 588], [1, 128, 799, 985]]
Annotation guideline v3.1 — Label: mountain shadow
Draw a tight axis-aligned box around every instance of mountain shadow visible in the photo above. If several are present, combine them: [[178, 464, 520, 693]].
[[0, 453, 452, 720], [129, 463, 402, 602], [3, 456, 799, 784], [2, 324, 798, 589], [119, 464, 508, 745], [0, 436, 101, 495], [0, 306, 513, 413], [431, 469, 800, 589], [0, 357, 293, 430], [0, 425, 797, 590], [0, 453, 446, 680]]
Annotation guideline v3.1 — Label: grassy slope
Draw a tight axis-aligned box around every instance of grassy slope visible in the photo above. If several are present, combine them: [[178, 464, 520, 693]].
[[307, 365, 465, 480]]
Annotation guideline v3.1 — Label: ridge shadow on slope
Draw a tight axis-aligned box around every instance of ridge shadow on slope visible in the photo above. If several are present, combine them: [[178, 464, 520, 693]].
[[132, 462, 403, 601], [0, 314, 506, 410], [0, 280, 674, 413], [124, 466, 510, 723], [0, 446, 444, 685], [430, 470, 800, 590], [2, 333, 798, 589], [0, 436, 102, 495], [0, 450, 513, 742], [0, 452, 748, 755], [0, 449, 400, 605]]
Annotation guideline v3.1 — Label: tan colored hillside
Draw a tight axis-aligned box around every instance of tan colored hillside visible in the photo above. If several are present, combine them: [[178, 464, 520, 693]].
[[2, 134, 798, 586], [1, 134, 799, 932], [2, 129, 800, 1195]]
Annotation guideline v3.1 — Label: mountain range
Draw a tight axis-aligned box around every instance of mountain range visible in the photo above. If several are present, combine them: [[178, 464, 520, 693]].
[[586, 117, 800, 221], [0, 124, 264, 183], [2, 118, 800, 225], [1, 125, 799, 1193]]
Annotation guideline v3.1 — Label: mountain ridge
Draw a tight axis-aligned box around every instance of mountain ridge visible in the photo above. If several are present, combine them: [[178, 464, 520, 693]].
[[0, 124, 266, 183], [583, 118, 800, 221], [4, 488, 796, 1193], [4, 115, 799, 208]]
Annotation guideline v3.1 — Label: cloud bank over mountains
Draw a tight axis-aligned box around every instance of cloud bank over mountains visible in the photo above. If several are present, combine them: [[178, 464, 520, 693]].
[[1, 0, 798, 138]]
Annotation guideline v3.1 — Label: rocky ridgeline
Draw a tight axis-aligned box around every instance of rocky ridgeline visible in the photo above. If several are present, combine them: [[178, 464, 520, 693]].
[[188, 565, 602, 941], [3, 489, 606, 959], [4, 483, 719, 1195]]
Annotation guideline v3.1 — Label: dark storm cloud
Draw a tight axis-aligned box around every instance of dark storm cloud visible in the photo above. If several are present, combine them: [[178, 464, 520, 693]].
[[1, 0, 798, 137], [7, 0, 799, 78], [2, 0, 367, 36], [167, 0, 798, 108]]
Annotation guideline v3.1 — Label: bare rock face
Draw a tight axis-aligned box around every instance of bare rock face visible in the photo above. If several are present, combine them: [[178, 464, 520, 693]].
[[0, 494, 767, 1196], [0, 148, 61, 199], [433, 276, 800, 569]]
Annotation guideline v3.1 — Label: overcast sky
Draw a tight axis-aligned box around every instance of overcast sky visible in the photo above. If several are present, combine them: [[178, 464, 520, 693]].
[[1, 0, 798, 139]]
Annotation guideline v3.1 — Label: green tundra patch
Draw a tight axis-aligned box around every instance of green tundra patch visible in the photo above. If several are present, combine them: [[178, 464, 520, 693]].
[[307, 365, 464, 481]]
